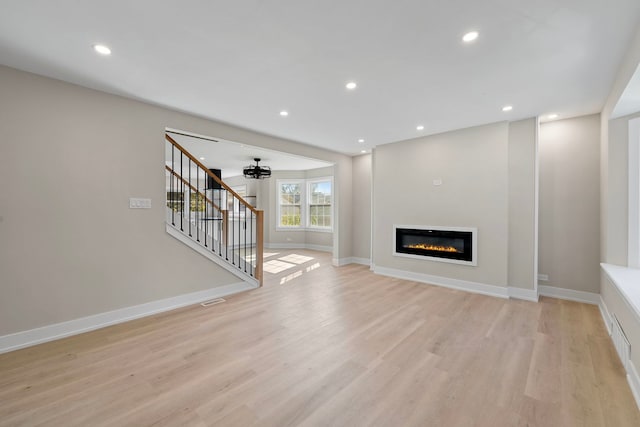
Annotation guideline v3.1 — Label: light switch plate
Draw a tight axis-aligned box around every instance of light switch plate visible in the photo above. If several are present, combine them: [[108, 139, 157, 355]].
[[433, 178, 443, 186], [129, 198, 152, 209]]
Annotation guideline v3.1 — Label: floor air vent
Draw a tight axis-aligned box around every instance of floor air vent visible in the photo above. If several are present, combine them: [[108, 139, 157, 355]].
[[612, 315, 631, 372], [201, 298, 225, 307]]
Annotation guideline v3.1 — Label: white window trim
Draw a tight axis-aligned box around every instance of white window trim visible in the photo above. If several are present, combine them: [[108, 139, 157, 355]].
[[276, 179, 304, 231], [306, 176, 334, 232], [276, 177, 334, 232]]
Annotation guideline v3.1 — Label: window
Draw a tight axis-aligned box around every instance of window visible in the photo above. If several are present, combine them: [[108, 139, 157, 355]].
[[308, 179, 332, 229], [277, 178, 333, 230], [278, 182, 302, 227]]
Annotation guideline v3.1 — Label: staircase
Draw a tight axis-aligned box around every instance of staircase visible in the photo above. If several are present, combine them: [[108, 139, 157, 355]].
[[165, 134, 263, 287]]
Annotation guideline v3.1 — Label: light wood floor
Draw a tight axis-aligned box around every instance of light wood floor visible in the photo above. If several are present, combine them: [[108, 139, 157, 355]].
[[1, 249, 639, 426]]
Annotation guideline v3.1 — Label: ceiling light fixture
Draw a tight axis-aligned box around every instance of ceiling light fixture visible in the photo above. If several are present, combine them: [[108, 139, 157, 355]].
[[279, 110, 288, 117], [243, 158, 271, 180], [547, 114, 558, 119], [93, 44, 111, 55], [462, 31, 479, 43], [416, 125, 424, 131], [346, 82, 357, 90], [502, 105, 513, 112], [199, 157, 205, 160], [358, 138, 365, 143], [361, 150, 367, 154]]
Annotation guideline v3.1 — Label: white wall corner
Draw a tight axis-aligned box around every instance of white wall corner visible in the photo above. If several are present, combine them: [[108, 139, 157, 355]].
[[508, 287, 539, 302], [351, 257, 371, 266], [0, 281, 256, 355], [538, 286, 600, 305], [374, 266, 509, 299]]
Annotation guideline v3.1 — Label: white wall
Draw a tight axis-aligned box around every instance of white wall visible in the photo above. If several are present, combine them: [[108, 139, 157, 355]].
[[538, 114, 601, 293], [352, 154, 372, 262], [508, 118, 538, 290], [372, 122, 510, 287], [0, 65, 352, 336]]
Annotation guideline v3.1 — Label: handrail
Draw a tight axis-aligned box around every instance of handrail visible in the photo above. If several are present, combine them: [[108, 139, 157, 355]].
[[165, 133, 258, 214], [165, 165, 223, 212]]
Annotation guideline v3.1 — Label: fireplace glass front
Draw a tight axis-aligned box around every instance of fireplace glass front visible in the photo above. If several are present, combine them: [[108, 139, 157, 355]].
[[395, 227, 474, 263]]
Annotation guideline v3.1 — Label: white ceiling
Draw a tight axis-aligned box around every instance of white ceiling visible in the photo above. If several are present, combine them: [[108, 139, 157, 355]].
[[1, 0, 639, 154], [165, 131, 333, 178]]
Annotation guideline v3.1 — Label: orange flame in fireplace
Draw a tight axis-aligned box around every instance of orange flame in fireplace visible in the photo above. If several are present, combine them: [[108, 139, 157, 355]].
[[406, 243, 460, 253]]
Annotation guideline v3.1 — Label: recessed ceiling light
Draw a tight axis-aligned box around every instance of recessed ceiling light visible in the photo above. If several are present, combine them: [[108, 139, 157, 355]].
[[346, 82, 357, 90], [462, 31, 479, 43], [279, 110, 289, 117], [416, 125, 424, 131], [502, 105, 513, 112], [358, 138, 365, 143], [93, 44, 111, 55], [199, 157, 205, 160], [547, 113, 558, 119], [361, 150, 367, 154]]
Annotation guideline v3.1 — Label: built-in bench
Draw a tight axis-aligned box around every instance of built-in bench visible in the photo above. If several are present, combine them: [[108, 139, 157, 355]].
[[602, 263, 640, 322], [601, 263, 640, 409]]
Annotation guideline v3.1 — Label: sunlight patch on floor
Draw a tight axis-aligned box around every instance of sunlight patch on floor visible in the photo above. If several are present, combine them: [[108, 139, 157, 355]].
[[306, 262, 320, 272], [263, 259, 297, 274], [278, 254, 314, 264], [263, 252, 280, 259], [280, 270, 303, 284]]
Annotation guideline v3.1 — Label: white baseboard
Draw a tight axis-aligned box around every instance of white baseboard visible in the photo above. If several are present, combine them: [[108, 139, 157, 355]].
[[508, 287, 539, 302], [330, 257, 371, 267], [538, 285, 600, 305], [373, 266, 509, 299], [599, 295, 613, 335], [0, 281, 256, 355], [265, 243, 332, 253]]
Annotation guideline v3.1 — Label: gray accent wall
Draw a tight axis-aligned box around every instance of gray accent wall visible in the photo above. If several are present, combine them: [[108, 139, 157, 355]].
[[372, 122, 511, 287]]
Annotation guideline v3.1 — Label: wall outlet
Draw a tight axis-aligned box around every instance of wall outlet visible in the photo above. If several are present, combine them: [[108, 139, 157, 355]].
[[129, 198, 152, 209], [537, 273, 549, 281]]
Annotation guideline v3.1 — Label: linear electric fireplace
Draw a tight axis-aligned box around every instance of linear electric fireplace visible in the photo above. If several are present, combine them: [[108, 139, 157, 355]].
[[393, 225, 477, 266]]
